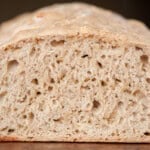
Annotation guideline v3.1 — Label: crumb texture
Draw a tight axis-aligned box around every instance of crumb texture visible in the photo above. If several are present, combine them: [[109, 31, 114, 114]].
[[0, 36, 150, 142], [0, 3, 150, 142]]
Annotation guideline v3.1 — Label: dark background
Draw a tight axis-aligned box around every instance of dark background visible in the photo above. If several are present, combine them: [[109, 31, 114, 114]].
[[0, 0, 150, 27]]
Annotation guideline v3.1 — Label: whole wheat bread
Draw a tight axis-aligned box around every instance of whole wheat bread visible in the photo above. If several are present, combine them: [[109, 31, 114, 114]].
[[0, 3, 150, 142]]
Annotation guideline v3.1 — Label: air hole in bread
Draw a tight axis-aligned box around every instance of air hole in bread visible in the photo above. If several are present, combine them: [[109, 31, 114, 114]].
[[53, 118, 61, 122], [111, 133, 115, 136], [144, 132, 150, 136], [55, 54, 58, 58], [52, 100, 56, 104], [8, 129, 15, 133], [115, 94, 118, 98], [87, 71, 92, 74], [20, 95, 27, 103], [141, 118, 146, 122], [115, 78, 121, 83], [140, 55, 149, 63], [29, 98, 33, 105], [84, 78, 90, 82], [122, 130, 126, 133], [31, 78, 38, 85], [51, 63, 55, 68], [128, 83, 131, 87], [36, 91, 41, 95], [133, 90, 140, 96], [39, 107, 43, 112], [142, 66, 146, 72], [74, 79, 79, 84], [142, 104, 148, 111], [75, 49, 81, 55], [146, 78, 150, 84], [101, 55, 106, 59], [48, 86, 53, 91], [125, 63, 129, 68], [7, 60, 19, 72], [88, 119, 92, 124], [14, 108, 18, 111], [18, 124, 23, 129], [78, 110, 82, 114], [75, 129, 79, 133], [51, 40, 65, 47], [91, 78, 96, 81], [111, 45, 117, 49], [81, 54, 89, 58], [23, 115, 27, 119], [81, 85, 90, 90], [132, 112, 137, 117], [118, 101, 123, 107], [60, 72, 66, 80], [56, 59, 63, 64], [123, 89, 131, 94], [129, 100, 136, 107], [133, 90, 144, 98], [29, 47, 36, 56], [29, 112, 34, 120], [51, 78, 55, 83], [80, 115, 84, 121], [93, 100, 100, 109], [97, 61, 103, 68], [135, 46, 143, 51], [0, 91, 7, 101], [101, 80, 107, 86], [21, 95, 27, 102]]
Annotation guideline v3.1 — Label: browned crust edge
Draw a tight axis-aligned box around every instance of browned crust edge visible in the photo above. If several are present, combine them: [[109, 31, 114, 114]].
[[0, 136, 149, 143]]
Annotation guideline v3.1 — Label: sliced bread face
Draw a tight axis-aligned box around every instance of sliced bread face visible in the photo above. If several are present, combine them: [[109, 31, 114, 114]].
[[0, 3, 150, 142]]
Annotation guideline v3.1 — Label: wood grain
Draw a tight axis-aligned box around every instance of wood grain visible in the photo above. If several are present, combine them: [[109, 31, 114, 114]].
[[0, 143, 149, 150]]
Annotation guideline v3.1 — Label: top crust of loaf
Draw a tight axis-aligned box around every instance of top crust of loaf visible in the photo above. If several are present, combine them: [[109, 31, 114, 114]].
[[0, 2, 150, 48]]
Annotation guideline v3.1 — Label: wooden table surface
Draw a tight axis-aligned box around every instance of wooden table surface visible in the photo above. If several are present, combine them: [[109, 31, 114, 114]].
[[0, 143, 149, 150]]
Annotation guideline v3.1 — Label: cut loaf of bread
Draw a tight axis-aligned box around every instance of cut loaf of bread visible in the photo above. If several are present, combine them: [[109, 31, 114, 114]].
[[0, 3, 150, 142]]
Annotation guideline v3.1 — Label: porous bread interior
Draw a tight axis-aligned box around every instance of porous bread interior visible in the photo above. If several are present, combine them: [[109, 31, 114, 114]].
[[0, 36, 150, 142]]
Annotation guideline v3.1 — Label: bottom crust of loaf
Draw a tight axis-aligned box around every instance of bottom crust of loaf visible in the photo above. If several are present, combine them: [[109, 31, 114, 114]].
[[0, 135, 149, 143]]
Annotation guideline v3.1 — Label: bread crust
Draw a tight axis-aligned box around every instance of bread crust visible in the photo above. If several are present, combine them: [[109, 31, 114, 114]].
[[0, 2, 150, 49], [0, 136, 149, 143], [0, 136, 19, 141]]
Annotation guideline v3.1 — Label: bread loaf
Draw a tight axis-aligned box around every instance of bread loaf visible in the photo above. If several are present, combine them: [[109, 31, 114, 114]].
[[0, 3, 150, 142]]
